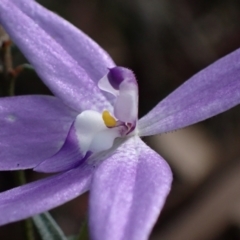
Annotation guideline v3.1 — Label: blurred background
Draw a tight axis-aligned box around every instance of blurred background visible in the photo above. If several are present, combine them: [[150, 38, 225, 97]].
[[1, 0, 240, 239]]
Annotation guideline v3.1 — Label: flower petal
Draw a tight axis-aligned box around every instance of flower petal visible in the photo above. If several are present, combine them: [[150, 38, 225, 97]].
[[89, 137, 172, 240], [138, 48, 240, 136], [12, 0, 115, 82], [0, 165, 92, 226], [34, 122, 84, 173], [0, 0, 112, 112], [0, 95, 77, 170], [99, 67, 138, 123], [10, 0, 115, 84]]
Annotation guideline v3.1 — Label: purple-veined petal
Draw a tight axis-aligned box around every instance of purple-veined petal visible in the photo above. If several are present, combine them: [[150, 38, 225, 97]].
[[138, 48, 240, 136], [0, 0, 112, 112], [89, 137, 172, 240], [0, 165, 92, 226], [9, 0, 115, 83], [34, 122, 84, 173], [0, 95, 77, 170], [99, 67, 138, 123]]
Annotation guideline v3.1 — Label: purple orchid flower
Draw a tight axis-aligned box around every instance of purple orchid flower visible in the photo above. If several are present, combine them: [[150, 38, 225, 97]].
[[0, 1, 240, 240]]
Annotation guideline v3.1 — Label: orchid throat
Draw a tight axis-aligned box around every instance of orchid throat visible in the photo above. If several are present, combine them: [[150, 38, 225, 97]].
[[74, 67, 138, 158]]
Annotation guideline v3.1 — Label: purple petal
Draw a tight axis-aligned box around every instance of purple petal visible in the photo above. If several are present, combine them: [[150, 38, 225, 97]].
[[0, 165, 92, 226], [138, 48, 240, 136], [0, 95, 77, 170], [34, 122, 84, 173], [0, 0, 112, 112], [89, 137, 172, 240], [7, 0, 115, 83]]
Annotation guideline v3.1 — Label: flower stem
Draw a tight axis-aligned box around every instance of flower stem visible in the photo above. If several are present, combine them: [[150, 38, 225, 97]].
[[0, 39, 12, 96], [17, 171, 36, 240], [77, 218, 89, 240]]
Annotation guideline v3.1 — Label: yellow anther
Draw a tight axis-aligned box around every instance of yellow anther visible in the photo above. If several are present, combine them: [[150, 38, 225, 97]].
[[102, 110, 117, 127]]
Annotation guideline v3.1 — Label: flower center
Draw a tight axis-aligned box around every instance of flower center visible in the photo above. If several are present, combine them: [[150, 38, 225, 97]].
[[66, 67, 138, 159]]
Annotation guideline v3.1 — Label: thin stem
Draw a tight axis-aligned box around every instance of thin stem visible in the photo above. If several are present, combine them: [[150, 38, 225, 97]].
[[9, 64, 33, 96], [16, 171, 36, 240], [77, 218, 89, 240], [0, 40, 12, 95], [24, 219, 36, 240], [3, 41, 12, 74], [9, 76, 16, 96]]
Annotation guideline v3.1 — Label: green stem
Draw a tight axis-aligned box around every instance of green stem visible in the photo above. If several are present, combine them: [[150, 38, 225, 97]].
[[16, 171, 36, 240], [0, 40, 12, 96], [8, 77, 15, 96], [77, 219, 89, 240], [9, 64, 34, 96], [24, 217, 36, 240]]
